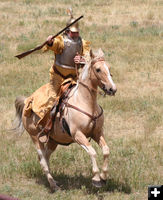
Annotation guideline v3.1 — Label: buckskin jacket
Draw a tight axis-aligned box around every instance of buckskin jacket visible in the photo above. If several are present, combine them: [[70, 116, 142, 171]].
[[24, 34, 90, 123]]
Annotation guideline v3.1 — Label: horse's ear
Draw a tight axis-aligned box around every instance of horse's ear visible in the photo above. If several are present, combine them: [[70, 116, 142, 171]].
[[90, 49, 95, 59], [98, 48, 104, 57]]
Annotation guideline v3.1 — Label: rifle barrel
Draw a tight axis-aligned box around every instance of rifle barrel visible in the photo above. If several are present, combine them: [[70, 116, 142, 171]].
[[15, 15, 83, 59]]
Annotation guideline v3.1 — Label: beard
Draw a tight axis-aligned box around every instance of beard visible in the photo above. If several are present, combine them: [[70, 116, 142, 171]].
[[71, 36, 79, 42]]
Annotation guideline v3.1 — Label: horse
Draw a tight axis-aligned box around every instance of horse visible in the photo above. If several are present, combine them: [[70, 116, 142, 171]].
[[13, 48, 117, 191]]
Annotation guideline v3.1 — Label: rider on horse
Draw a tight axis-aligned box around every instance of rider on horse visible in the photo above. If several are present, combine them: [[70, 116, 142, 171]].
[[24, 10, 91, 142]]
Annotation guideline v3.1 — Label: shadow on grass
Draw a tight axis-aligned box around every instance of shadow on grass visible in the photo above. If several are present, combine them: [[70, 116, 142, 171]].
[[35, 173, 131, 194]]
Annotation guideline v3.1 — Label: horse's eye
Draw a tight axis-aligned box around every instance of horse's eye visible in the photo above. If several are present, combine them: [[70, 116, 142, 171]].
[[96, 68, 101, 73]]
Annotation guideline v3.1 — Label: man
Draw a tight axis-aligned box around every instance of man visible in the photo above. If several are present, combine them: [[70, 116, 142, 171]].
[[44, 16, 90, 95], [24, 13, 90, 142]]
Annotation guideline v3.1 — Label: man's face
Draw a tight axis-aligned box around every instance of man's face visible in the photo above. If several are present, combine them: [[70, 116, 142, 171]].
[[69, 31, 79, 39]]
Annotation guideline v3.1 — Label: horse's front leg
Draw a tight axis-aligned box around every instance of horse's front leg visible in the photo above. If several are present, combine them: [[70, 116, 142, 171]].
[[92, 132, 109, 183], [74, 131, 102, 188]]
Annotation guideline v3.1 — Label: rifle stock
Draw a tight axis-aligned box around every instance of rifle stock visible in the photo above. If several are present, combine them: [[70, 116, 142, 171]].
[[15, 15, 83, 59], [15, 41, 47, 59]]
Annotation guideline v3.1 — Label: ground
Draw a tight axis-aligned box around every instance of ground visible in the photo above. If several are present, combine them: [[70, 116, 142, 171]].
[[0, 0, 162, 199]]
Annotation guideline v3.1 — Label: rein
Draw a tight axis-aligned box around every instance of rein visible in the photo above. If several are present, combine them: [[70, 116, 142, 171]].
[[62, 57, 105, 132], [52, 57, 105, 133]]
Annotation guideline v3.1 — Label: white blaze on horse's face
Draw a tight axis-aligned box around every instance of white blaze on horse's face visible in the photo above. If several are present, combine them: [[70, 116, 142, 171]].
[[94, 61, 117, 96], [104, 63, 116, 90]]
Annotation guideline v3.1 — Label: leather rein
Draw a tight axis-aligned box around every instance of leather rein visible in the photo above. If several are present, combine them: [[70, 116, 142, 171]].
[[62, 57, 105, 131]]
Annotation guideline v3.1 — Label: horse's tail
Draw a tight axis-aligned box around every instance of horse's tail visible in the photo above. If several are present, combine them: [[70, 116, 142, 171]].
[[12, 96, 26, 135]]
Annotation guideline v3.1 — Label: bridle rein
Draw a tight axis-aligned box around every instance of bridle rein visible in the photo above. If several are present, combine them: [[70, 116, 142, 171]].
[[62, 57, 105, 132]]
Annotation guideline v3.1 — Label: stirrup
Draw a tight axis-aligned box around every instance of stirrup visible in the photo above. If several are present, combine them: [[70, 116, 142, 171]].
[[38, 129, 49, 143], [39, 135, 49, 143]]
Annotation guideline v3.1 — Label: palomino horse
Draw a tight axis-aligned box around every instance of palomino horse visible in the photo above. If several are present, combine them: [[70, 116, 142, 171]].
[[13, 49, 117, 191]]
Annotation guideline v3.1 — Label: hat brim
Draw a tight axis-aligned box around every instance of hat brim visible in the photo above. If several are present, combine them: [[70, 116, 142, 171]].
[[69, 26, 79, 32]]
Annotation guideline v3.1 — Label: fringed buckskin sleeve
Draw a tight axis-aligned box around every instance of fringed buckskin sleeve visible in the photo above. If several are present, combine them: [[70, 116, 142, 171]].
[[42, 35, 64, 54]]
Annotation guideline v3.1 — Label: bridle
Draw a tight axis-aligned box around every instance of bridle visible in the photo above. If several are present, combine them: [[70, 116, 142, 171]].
[[91, 57, 106, 86], [77, 57, 106, 95], [62, 57, 106, 132]]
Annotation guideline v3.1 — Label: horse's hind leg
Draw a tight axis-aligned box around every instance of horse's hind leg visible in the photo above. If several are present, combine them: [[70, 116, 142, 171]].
[[92, 132, 109, 183], [30, 135, 59, 192], [74, 131, 102, 188]]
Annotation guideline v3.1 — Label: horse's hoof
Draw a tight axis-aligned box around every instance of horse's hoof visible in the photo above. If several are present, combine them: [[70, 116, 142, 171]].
[[50, 185, 61, 193], [92, 180, 102, 188], [100, 178, 107, 185]]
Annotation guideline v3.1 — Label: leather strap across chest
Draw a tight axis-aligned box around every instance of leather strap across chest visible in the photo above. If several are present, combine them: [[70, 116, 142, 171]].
[[60, 57, 105, 132], [63, 99, 103, 124], [63, 100, 103, 134]]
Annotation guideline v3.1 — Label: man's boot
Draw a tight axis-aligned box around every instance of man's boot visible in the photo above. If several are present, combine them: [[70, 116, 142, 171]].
[[38, 105, 57, 143]]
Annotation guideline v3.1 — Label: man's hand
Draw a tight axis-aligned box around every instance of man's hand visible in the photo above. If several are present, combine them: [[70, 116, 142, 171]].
[[74, 52, 81, 64], [46, 35, 54, 46], [74, 52, 85, 64]]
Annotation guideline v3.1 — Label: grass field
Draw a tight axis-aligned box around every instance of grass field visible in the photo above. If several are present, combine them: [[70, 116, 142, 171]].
[[0, 0, 163, 199]]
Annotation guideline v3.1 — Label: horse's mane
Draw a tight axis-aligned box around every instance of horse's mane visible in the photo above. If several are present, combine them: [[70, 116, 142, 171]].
[[79, 62, 90, 80]]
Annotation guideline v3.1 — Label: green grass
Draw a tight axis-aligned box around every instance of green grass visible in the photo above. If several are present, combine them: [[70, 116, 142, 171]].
[[0, 133, 162, 199], [0, 0, 163, 199]]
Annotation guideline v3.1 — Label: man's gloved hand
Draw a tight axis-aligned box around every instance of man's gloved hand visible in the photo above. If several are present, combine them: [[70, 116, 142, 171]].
[[74, 52, 85, 64]]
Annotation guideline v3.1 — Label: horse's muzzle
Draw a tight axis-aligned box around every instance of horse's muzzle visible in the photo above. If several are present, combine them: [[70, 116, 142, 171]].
[[108, 87, 117, 96], [102, 85, 117, 96]]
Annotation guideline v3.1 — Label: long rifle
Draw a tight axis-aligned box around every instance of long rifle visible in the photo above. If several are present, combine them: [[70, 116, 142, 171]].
[[15, 15, 83, 59]]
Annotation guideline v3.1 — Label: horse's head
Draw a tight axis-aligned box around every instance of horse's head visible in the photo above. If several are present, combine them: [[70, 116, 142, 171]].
[[89, 48, 117, 96]]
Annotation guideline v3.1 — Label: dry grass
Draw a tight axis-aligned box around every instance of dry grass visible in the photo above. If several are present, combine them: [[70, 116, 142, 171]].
[[0, 0, 163, 199]]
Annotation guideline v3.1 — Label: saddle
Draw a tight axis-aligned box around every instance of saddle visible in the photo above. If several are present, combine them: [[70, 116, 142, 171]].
[[38, 79, 76, 143]]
